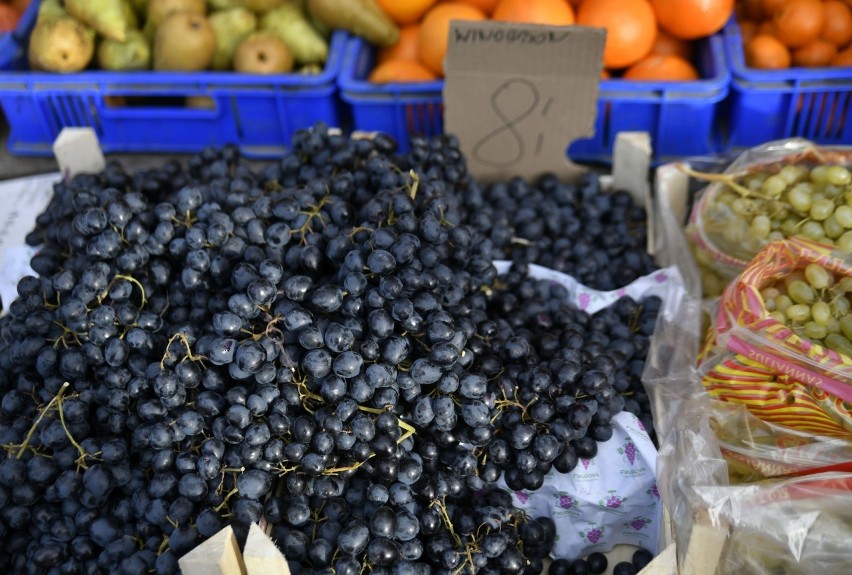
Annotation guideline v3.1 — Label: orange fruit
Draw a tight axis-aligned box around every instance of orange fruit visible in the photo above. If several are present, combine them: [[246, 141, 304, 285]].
[[774, 0, 825, 48], [455, 0, 501, 15], [831, 44, 852, 64], [369, 59, 438, 82], [378, 25, 420, 65], [821, 1, 852, 48], [376, 0, 438, 26], [491, 0, 575, 25], [418, 2, 486, 76], [758, 20, 776, 35], [601, 68, 611, 79], [762, 0, 794, 14], [0, 4, 20, 32], [624, 54, 700, 80], [651, 28, 695, 60], [650, 0, 734, 40], [792, 38, 838, 66], [743, 0, 766, 20], [739, 20, 758, 45], [577, 0, 657, 69], [745, 33, 792, 67]]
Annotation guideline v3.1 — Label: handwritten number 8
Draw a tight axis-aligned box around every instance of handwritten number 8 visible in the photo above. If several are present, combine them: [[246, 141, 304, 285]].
[[472, 79, 542, 169]]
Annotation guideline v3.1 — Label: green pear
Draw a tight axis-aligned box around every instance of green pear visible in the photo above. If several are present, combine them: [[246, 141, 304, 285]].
[[97, 29, 150, 70], [35, 0, 67, 24], [64, 0, 134, 42], [234, 31, 293, 74], [261, 2, 327, 65], [209, 8, 257, 71], [28, 17, 95, 73], [145, 0, 205, 36], [154, 12, 216, 71], [242, 0, 285, 11]]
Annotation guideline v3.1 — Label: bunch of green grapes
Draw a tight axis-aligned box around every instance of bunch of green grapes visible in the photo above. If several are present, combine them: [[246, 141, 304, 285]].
[[703, 164, 852, 262], [762, 263, 852, 358]]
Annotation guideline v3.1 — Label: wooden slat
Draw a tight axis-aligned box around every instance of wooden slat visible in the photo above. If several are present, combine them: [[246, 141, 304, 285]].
[[178, 525, 246, 575], [243, 523, 291, 575]]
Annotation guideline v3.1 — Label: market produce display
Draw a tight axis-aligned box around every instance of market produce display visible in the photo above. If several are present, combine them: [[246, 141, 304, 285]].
[[0, 126, 662, 573], [736, 0, 852, 68], [367, 0, 733, 82], [687, 150, 852, 296], [23, 0, 394, 73]]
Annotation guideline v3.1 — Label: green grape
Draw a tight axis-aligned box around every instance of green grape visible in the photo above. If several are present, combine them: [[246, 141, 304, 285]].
[[835, 205, 852, 229], [803, 321, 828, 340], [810, 165, 829, 184], [786, 304, 811, 322], [750, 214, 772, 239], [825, 333, 852, 358], [787, 183, 813, 213], [746, 174, 767, 191], [801, 221, 826, 241], [769, 311, 786, 324], [776, 294, 793, 313], [810, 198, 835, 221], [723, 221, 747, 244], [778, 165, 805, 185], [788, 279, 817, 304], [781, 217, 800, 235], [804, 264, 833, 290], [812, 301, 832, 326], [833, 296, 851, 318], [768, 231, 785, 242], [838, 231, 852, 252], [838, 277, 852, 292], [823, 184, 844, 199], [761, 175, 787, 197], [824, 215, 845, 239], [826, 165, 852, 186], [840, 314, 852, 340], [826, 317, 841, 334]]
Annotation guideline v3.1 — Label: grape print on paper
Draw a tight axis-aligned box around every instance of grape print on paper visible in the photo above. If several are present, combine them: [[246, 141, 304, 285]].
[[618, 440, 638, 466], [578, 526, 605, 544]]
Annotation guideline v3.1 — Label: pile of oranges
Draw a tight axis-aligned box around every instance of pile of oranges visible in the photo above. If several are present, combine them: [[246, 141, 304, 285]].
[[0, 0, 29, 33], [737, 0, 852, 68], [369, 0, 734, 83]]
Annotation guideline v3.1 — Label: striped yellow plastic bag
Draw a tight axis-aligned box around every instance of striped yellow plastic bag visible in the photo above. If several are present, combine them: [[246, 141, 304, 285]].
[[699, 237, 852, 438]]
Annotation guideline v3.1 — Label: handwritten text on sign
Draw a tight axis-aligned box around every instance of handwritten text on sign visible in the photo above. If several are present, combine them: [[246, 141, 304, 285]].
[[443, 21, 605, 183]]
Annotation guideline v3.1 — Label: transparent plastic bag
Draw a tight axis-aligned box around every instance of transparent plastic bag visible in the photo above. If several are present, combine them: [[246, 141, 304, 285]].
[[657, 396, 852, 574], [699, 237, 852, 437], [683, 138, 852, 296], [650, 161, 852, 574]]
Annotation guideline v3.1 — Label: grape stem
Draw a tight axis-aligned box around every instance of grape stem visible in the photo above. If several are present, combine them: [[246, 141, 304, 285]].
[[56, 385, 90, 469], [677, 164, 773, 200], [409, 170, 420, 200], [15, 382, 70, 459], [431, 497, 462, 547], [160, 332, 206, 369]]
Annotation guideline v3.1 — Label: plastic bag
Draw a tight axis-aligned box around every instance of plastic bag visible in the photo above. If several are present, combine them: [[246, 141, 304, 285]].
[[699, 237, 852, 437], [491, 261, 690, 559], [650, 159, 852, 574], [684, 138, 852, 296], [657, 396, 852, 575]]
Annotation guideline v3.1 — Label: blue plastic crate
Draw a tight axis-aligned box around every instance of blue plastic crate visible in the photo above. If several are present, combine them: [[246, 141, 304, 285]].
[[339, 34, 730, 164], [724, 19, 852, 147], [0, 0, 345, 157]]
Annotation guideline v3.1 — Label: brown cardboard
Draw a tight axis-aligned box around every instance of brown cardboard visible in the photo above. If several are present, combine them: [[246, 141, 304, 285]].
[[443, 21, 605, 183]]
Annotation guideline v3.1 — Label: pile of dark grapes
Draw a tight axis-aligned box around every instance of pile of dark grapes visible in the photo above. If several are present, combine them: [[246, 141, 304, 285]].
[[458, 173, 657, 290], [0, 125, 660, 574]]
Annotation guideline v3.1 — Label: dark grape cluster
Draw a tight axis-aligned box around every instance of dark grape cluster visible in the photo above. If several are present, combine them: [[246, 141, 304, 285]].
[[458, 173, 657, 290], [0, 126, 659, 574]]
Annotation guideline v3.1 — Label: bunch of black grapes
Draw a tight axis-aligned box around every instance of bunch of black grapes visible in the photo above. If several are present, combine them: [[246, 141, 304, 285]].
[[0, 126, 659, 575]]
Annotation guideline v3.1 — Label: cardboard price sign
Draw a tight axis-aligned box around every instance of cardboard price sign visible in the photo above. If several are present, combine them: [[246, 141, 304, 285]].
[[444, 21, 605, 183]]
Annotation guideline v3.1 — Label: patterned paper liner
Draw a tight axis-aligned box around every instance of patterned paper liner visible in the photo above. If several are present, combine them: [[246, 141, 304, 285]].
[[701, 238, 852, 437]]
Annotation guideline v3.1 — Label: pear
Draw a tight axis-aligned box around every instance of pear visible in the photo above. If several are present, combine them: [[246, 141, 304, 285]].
[[64, 0, 134, 42], [234, 32, 293, 74], [28, 17, 95, 73], [145, 0, 205, 35], [154, 12, 216, 71], [261, 3, 327, 65], [242, 0, 285, 11], [35, 0, 67, 23], [209, 8, 257, 71], [98, 29, 151, 70]]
